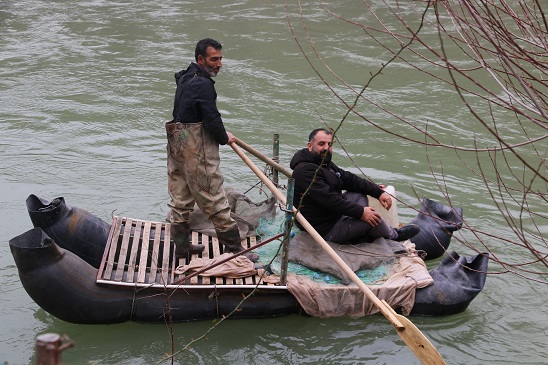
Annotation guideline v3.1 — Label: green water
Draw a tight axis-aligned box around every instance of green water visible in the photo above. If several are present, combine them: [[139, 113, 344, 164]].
[[1, 1, 546, 364]]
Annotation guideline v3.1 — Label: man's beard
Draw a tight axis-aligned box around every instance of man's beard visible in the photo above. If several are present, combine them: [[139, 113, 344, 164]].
[[204, 65, 219, 77], [311, 149, 332, 165]]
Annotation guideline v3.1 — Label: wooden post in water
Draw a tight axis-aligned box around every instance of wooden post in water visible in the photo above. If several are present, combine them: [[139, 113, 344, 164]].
[[280, 178, 295, 285], [272, 134, 279, 186], [35, 333, 74, 365]]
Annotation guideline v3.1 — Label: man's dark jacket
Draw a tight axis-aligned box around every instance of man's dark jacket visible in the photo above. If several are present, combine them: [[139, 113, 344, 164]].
[[290, 148, 384, 235], [172, 62, 228, 145]]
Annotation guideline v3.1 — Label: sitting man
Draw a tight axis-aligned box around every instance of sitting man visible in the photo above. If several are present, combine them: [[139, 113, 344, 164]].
[[290, 128, 420, 244]]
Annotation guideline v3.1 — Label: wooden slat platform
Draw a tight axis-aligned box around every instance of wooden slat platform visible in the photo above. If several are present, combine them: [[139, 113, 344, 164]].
[[96, 216, 280, 289]]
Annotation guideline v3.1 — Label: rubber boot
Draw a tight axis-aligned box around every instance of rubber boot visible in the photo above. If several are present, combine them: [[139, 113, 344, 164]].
[[216, 226, 259, 262], [394, 224, 421, 242], [171, 223, 205, 258]]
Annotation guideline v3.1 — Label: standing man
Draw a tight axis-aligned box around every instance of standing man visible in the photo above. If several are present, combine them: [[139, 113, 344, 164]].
[[290, 128, 420, 244], [166, 38, 258, 262]]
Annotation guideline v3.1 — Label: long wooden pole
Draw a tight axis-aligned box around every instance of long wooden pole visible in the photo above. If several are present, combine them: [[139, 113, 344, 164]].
[[230, 140, 445, 365], [234, 137, 292, 178], [280, 178, 295, 285]]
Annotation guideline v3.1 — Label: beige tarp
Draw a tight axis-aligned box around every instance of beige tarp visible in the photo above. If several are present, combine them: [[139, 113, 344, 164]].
[[267, 232, 433, 317], [285, 255, 433, 317], [174, 253, 257, 279]]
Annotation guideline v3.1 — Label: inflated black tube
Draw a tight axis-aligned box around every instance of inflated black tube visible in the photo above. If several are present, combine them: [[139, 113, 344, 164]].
[[410, 197, 464, 260], [9, 228, 133, 324], [26, 195, 110, 268], [132, 289, 301, 323], [10, 228, 300, 324], [411, 251, 488, 316]]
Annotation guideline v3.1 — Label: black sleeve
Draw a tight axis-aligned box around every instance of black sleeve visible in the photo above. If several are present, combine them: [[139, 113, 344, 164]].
[[335, 165, 384, 199], [191, 79, 229, 145]]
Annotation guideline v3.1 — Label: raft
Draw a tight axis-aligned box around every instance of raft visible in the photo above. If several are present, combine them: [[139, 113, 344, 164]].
[[9, 194, 489, 324]]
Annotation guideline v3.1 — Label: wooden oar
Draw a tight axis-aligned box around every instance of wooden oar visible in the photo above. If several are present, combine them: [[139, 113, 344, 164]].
[[230, 141, 445, 365]]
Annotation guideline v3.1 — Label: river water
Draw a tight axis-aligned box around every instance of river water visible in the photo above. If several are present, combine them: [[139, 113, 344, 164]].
[[1, 1, 546, 364]]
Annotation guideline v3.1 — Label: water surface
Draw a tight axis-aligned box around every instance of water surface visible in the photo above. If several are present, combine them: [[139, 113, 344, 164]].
[[1, 1, 546, 364]]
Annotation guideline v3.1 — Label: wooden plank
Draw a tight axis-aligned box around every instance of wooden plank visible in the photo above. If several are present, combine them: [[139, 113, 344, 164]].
[[245, 275, 252, 285], [114, 218, 133, 281], [149, 222, 162, 283], [211, 234, 221, 257], [161, 223, 171, 285], [102, 217, 124, 280], [204, 248, 215, 284], [126, 220, 143, 283], [192, 231, 203, 284], [137, 221, 152, 283], [248, 236, 256, 250], [97, 216, 119, 282], [211, 235, 224, 285], [190, 241, 201, 261], [170, 241, 177, 285], [246, 236, 257, 285], [194, 231, 203, 256], [188, 232, 202, 285], [189, 245, 198, 284], [190, 274, 199, 284]]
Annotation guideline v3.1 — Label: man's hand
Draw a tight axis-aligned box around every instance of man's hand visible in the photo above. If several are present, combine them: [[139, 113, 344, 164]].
[[378, 192, 392, 210], [226, 131, 236, 144], [361, 207, 381, 226]]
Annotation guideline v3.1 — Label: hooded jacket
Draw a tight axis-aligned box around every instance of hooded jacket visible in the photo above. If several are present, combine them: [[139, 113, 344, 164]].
[[172, 62, 229, 145], [289, 148, 384, 235]]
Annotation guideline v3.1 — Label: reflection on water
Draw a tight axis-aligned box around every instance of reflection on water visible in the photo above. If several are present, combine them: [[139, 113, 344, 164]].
[[1, 1, 546, 364]]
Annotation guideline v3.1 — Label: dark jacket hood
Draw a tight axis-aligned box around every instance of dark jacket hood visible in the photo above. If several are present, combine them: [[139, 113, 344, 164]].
[[290, 148, 332, 170], [174, 62, 213, 85]]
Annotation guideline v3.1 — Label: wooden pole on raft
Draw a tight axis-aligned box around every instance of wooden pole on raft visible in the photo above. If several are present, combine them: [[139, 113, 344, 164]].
[[230, 140, 446, 365], [272, 133, 280, 186], [280, 178, 295, 285]]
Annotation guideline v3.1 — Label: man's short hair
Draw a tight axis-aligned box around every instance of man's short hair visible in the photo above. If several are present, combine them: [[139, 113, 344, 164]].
[[195, 38, 222, 61], [308, 128, 333, 142]]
